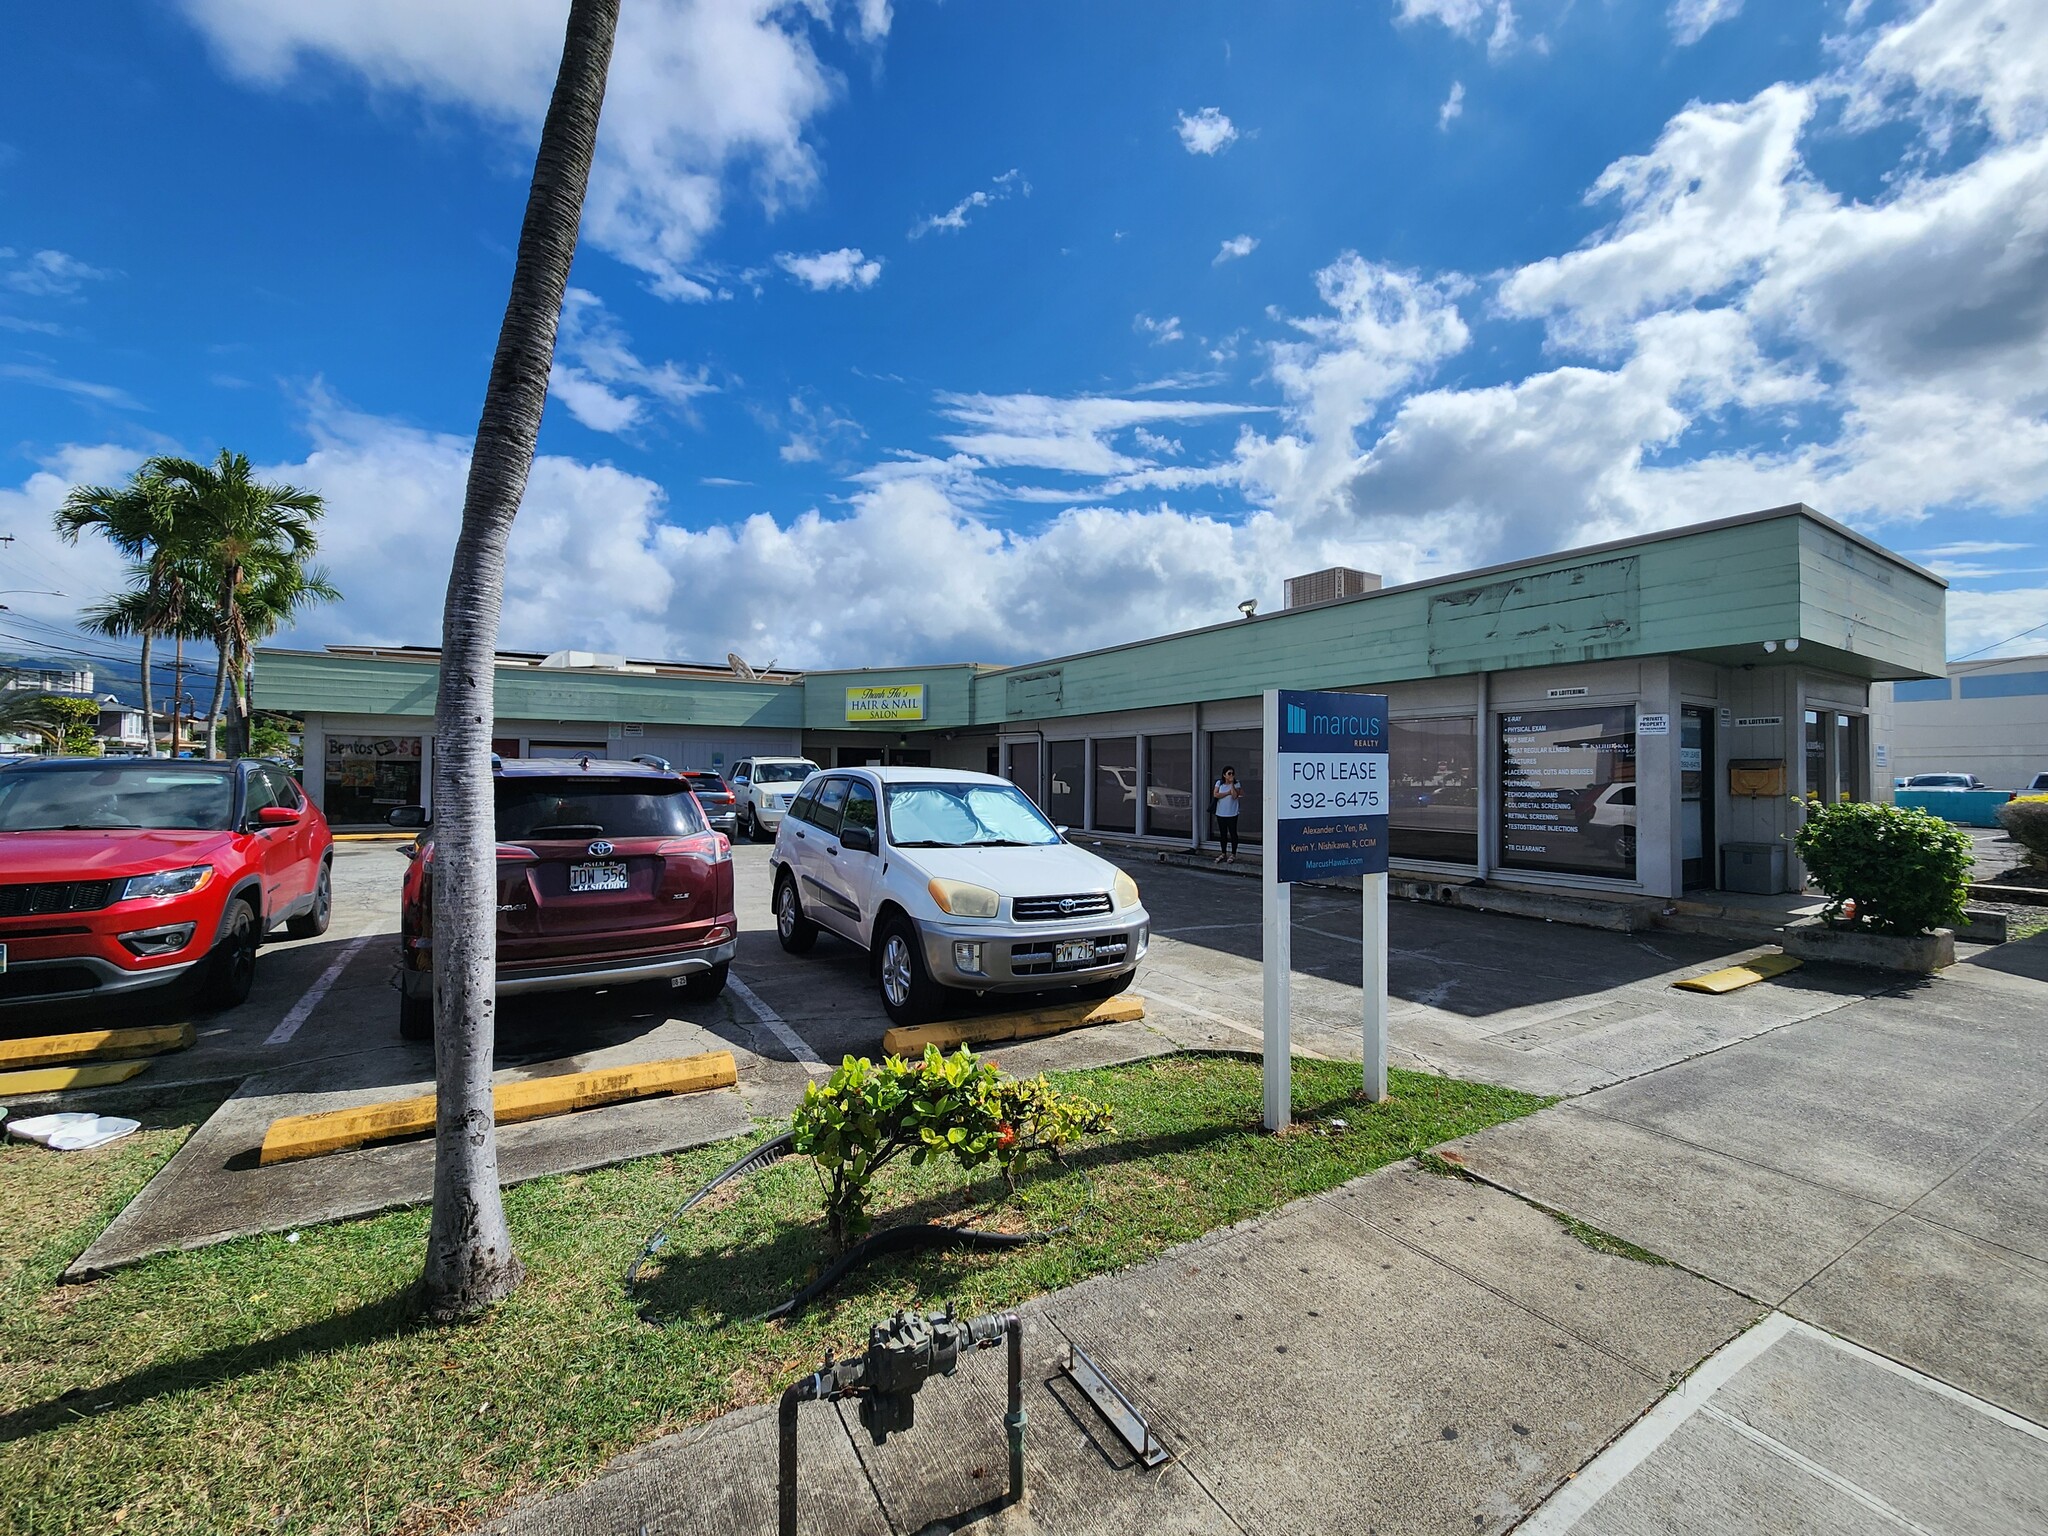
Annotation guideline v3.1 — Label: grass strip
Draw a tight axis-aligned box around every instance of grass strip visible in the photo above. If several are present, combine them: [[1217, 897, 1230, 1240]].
[[0, 1055, 1546, 1535]]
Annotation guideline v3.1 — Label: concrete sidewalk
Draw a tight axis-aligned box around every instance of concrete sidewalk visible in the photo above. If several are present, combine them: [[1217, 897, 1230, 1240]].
[[480, 1160, 1760, 1536]]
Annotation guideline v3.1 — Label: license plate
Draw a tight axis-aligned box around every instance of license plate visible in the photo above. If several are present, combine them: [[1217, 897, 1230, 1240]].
[[568, 861, 630, 893], [1055, 939, 1096, 965]]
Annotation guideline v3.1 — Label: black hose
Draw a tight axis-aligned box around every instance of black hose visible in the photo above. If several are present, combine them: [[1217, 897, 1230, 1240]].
[[624, 1130, 797, 1291]]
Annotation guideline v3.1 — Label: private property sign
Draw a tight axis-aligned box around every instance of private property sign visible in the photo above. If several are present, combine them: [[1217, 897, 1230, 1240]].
[[844, 684, 926, 722], [1273, 690, 1391, 883]]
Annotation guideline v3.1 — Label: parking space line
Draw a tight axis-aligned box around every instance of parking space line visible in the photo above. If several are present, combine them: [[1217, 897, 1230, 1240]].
[[727, 974, 832, 1077], [265, 919, 386, 1046], [1139, 983, 1339, 1060]]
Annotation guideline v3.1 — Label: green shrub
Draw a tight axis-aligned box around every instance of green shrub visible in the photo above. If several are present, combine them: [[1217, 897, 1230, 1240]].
[[1793, 799, 1972, 935], [1996, 796, 2048, 866], [790, 1045, 1112, 1250]]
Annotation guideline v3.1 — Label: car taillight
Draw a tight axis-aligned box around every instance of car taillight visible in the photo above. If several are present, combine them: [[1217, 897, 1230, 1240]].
[[658, 834, 730, 864]]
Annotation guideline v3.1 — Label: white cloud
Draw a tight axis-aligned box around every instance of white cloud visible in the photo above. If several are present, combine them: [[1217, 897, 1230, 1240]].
[[935, 392, 1258, 476], [1669, 0, 1741, 46], [1214, 234, 1258, 263], [1133, 428, 1182, 457], [547, 287, 715, 434], [774, 247, 882, 290], [174, 0, 886, 302], [1176, 108, 1238, 156], [1946, 587, 2048, 660], [1913, 540, 2032, 559], [1395, 0, 1519, 59], [0, 248, 112, 298], [1438, 81, 1465, 130], [910, 168, 1027, 237], [1134, 313, 1185, 345], [1851, 0, 2048, 145], [0, 363, 145, 410]]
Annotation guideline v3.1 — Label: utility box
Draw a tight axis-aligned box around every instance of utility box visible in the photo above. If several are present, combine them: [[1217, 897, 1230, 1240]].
[[1721, 842, 1786, 895]]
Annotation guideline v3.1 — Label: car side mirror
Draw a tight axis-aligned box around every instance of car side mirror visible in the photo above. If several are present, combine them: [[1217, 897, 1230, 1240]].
[[256, 805, 302, 827], [1054, 825, 1070, 839], [841, 825, 875, 854], [387, 805, 428, 828]]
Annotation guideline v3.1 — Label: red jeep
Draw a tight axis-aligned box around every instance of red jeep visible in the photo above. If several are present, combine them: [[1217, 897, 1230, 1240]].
[[0, 756, 333, 1012], [390, 757, 736, 1038]]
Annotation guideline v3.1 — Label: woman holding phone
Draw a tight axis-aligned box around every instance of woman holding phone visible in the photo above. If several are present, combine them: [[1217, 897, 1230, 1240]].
[[1212, 766, 1244, 864]]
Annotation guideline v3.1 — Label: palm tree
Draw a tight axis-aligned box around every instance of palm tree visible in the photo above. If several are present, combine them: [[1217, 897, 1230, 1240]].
[[422, 0, 618, 1320], [0, 689, 66, 750], [78, 562, 216, 754], [145, 451, 325, 758], [53, 470, 183, 757], [228, 556, 341, 752]]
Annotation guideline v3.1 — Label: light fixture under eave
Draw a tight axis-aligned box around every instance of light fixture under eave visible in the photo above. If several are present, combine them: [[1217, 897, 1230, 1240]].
[[1785, 637, 1800, 652], [1763, 640, 1779, 653], [1237, 599, 1258, 619]]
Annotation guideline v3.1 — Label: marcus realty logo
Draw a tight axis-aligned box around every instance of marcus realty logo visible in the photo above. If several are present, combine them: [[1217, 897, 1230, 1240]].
[[1289, 702, 1383, 737]]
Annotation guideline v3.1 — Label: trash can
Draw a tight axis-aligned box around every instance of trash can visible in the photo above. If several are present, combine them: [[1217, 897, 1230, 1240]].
[[1721, 842, 1785, 895]]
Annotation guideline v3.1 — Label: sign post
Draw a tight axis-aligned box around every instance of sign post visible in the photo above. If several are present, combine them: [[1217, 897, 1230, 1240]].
[[1263, 688, 1392, 1130]]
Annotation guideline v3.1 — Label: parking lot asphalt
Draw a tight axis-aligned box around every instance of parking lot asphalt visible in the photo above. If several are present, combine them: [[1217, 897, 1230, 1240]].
[[24, 835, 1902, 1274]]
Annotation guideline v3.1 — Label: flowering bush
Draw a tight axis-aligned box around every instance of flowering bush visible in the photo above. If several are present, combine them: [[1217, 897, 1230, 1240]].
[[1793, 799, 1972, 935], [790, 1045, 1112, 1250]]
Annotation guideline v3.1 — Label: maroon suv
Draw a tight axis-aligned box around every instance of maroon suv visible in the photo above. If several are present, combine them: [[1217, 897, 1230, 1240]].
[[390, 758, 735, 1038]]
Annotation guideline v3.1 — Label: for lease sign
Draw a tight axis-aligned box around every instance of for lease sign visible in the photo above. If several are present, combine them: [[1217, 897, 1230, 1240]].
[[845, 684, 926, 722], [1273, 689, 1391, 882]]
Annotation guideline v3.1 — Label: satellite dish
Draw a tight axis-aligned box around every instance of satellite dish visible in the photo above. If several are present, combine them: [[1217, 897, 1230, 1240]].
[[726, 651, 758, 680]]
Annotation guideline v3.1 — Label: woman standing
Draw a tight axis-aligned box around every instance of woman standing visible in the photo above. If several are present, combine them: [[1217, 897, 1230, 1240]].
[[1212, 766, 1244, 864]]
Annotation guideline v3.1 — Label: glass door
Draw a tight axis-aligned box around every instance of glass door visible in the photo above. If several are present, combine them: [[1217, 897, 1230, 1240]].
[[1003, 738, 1042, 806], [1681, 706, 1713, 889]]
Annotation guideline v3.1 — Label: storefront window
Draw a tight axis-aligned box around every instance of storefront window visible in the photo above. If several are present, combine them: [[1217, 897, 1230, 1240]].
[[1498, 707, 1638, 879], [1389, 716, 1477, 864], [1046, 741, 1085, 829], [1205, 730, 1263, 844], [1145, 733, 1194, 838], [1007, 740, 1041, 805], [323, 735, 423, 826], [1092, 737, 1138, 833]]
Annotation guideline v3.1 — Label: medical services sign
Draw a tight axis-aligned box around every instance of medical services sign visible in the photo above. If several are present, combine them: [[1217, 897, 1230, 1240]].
[[844, 684, 926, 722], [1273, 689, 1390, 883]]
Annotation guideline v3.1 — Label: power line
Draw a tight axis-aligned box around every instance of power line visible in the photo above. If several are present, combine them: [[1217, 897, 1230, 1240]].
[[1951, 618, 2048, 663]]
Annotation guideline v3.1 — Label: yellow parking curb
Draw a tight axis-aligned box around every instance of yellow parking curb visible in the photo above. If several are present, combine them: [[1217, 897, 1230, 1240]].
[[0, 1023, 196, 1070], [1673, 953, 1803, 994], [883, 994, 1145, 1056], [257, 1049, 739, 1165], [0, 1060, 151, 1095]]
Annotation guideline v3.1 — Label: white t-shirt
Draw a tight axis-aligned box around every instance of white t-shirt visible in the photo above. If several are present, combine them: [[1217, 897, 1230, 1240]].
[[1214, 779, 1242, 818]]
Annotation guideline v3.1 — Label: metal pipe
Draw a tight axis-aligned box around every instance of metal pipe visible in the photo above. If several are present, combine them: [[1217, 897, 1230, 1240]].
[[1004, 1313, 1027, 1507], [778, 1370, 824, 1536]]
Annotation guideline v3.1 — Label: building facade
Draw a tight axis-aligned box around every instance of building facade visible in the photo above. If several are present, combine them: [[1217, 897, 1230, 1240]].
[[258, 506, 1946, 899], [1873, 654, 2048, 791]]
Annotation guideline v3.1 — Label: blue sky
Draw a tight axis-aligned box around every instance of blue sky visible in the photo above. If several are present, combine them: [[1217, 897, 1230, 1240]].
[[1, 0, 2044, 675]]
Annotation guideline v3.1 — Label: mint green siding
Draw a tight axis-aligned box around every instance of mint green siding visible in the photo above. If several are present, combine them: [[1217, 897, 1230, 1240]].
[[799, 665, 982, 731]]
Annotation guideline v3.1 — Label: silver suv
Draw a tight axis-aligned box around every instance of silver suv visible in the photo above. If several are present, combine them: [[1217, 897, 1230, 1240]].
[[730, 755, 819, 841], [768, 767, 1149, 1025]]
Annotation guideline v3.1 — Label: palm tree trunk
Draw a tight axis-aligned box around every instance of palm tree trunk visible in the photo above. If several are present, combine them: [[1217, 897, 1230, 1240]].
[[422, 0, 617, 1322], [202, 636, 230, 758], [139, 632, 157, 758]]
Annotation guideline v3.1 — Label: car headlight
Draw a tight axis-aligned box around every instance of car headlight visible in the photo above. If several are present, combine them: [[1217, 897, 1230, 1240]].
[[1114, 871, 1142, 910], [928, 878, 1000, 918], [121, 865, 215, 902]]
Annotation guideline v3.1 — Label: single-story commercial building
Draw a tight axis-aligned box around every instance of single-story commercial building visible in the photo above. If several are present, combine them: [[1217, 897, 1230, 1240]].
[[1873, 653, 2048, 792], [258, 504, 1946, 899]]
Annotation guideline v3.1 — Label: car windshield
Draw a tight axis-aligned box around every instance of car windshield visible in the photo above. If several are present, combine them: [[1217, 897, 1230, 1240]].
[[0, 764, 235, 831], [752, 762, 816, 784], [1907, 774, 1970, 787], [884, 781, 1062, 848], [494, 780, 706, 840]]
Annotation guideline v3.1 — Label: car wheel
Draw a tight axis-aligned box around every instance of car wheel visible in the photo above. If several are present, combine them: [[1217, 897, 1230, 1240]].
[[683, 961, 730, 1000], [1614, 826, 1638, 863], [877, 915, 950, 1028], [198, 899, 260, 1011], [286, 859, 333, 939], [774, 872, 817, 954], [398, 983, 434, 1041], [739, 804, 757, 841]]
